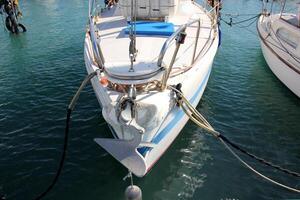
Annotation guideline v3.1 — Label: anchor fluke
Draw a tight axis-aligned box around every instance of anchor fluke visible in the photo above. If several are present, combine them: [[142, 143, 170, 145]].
[[94, 136, 147, 177]]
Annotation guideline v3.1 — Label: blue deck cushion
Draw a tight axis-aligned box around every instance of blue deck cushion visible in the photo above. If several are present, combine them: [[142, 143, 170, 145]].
[[125, 21, 175, 36]]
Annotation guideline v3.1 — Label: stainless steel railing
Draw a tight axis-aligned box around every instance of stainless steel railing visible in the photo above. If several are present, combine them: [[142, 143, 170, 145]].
[[158, 19, 201, 90], [157, 24, 189, 68], [159, 1, 220, 90], [88, 0, 105, 69], [194, 0, 220, 27], [87, 0, 219, 85]]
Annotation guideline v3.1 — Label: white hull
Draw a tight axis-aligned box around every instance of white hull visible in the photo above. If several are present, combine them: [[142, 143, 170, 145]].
[[257, 14, 300, 97], [84, 0, 219, 176]]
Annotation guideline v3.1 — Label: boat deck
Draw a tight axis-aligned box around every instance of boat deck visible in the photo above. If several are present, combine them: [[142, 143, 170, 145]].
[[281, 14, 300, 28], [95, 1, 214, 78]]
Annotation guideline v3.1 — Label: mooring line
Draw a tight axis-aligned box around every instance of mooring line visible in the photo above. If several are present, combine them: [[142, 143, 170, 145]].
[[169, 85, 300, 193], [34, 71, 98, 200], [1, 8, 7, 32], [219, 137, 300, 193], [220, 13, 261, 36], [220, 14, 261, 27], [223, 13, 261, 17], [218, 134, 300, 177]]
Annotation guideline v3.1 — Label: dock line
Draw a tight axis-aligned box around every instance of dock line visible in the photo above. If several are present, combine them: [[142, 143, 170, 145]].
[[169, 85, 300, 193], [34, 71, 98, 200]]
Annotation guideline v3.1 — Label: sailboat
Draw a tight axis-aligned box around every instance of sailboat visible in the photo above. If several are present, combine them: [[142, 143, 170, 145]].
[[84, 0, 220, 177], [257, 0, 300, 97]]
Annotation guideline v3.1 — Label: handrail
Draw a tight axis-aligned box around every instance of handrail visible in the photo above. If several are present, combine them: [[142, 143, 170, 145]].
[[87, 0, 219, 86], [157, 18, 201, 68], [279, 0, 286, 18], [157, 26, 186, 68], [160, 32, 184, 90], [158, 0, 220, 69], [158, 18, 202, 90], [159, 1, 220, 90], [193, 0, 221, 26], [88, 0, 94, 18], [192, 20, 201, 64], [88, 0, 105, 69], [89, 18, 104, 68]]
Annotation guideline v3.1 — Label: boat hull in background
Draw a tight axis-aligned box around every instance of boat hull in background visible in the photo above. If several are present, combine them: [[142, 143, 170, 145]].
[[257, 15, 300, 97]]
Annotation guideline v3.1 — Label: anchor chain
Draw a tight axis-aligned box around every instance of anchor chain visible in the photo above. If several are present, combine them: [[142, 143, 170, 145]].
[[169, 85, 300, 193]]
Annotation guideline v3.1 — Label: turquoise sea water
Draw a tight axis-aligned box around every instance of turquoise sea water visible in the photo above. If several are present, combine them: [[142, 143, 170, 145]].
[[0, 0, 300, 199]]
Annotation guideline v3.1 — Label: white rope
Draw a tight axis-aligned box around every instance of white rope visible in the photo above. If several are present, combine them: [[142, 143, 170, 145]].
[[219, 137, 300, 193], [168, 85, 300, 193]]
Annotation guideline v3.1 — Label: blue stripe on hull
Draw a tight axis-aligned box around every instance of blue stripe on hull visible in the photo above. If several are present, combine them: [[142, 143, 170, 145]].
[[138, 68, 211, 154]]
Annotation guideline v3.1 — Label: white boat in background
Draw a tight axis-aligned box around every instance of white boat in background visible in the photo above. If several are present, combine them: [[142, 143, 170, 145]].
[[84, 0, 220, 177], [257, 0, 300, 97]]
